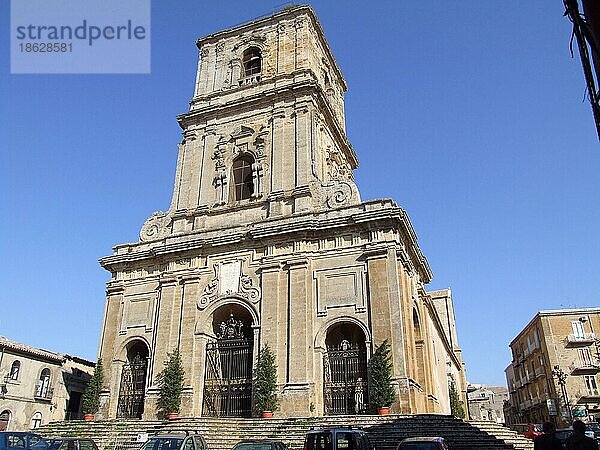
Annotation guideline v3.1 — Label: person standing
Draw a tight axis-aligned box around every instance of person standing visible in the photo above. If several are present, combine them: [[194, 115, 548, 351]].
[[534, 422, 563, 450], [565, 420, 599, 450]]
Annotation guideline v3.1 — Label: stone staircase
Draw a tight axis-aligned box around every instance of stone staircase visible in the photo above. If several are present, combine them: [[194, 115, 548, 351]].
[[37, 415, 533, 450]]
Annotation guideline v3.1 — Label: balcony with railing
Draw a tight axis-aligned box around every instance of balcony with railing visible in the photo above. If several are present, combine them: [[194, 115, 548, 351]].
[[521, 399, 532, 409], [569, 360, 600, 374], [565, 332, 596, 346]]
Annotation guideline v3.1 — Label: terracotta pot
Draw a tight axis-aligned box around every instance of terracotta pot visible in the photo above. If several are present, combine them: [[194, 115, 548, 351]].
[[167, 413, 179, 420], [83, 413, 94, 421], [378, 406, 390, 416], [262, 411, 273, 418]]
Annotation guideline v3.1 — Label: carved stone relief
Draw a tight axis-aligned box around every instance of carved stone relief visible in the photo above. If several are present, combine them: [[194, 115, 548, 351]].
[[197, 261, 261, 310], [140, 211, 171, 242]]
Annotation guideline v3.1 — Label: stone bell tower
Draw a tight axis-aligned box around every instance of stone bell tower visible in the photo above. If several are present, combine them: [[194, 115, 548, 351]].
[[140, 4, 360, 240], [98, 5, 466, 420]]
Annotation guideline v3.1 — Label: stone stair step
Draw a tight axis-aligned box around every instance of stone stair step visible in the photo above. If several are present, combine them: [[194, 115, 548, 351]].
[[37, 415, 533, 450]]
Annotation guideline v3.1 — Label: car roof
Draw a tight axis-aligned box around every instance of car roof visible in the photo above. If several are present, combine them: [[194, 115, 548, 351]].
[[236, 440, 283, 443], [0, 432, 39, 435], [307, 428, 366, 433], [401, 437, 444, 442], [151, 432, 201, 438], [50, 438, 95, 441]]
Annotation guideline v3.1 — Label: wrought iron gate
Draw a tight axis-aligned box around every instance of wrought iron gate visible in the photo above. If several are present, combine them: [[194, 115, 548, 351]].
[[323, 340, 368, 415], [117, 354, 147, 418], [203, 314, 253, 417]]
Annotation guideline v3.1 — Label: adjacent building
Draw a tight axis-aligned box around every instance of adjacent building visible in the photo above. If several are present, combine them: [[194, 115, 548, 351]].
[[504, 308, 600, 426], [467, 384, 508, 423], [96, 5, 467, 420], [0, 336, 95, 431]]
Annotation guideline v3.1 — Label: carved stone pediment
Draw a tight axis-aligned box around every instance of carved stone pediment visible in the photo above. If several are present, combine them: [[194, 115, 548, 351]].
[[197, 261, 261, 310]]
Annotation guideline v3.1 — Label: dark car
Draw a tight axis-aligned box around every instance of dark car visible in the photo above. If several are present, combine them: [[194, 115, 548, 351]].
[[587, 423, 600, 442], [0, 432, 49, 450], [138, 432, 207, 450], [231, 440, 287, 450], [48, 439, 98, 450], [304, 428, 374, 450], [396, 437, 448, 450], [555, 427, 596, 448]]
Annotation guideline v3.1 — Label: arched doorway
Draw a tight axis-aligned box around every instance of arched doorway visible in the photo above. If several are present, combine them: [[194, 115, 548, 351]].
[[323, 322, 368, 415], [117, 339, 149, 418], [203, 304, 254, 417]]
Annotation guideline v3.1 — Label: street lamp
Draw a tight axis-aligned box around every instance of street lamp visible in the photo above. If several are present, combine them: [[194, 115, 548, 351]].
[[552, 365, 572, 423]]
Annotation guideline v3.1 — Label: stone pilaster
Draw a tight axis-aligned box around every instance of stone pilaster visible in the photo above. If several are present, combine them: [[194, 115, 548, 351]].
[[98, 281, 124, 419], [280, 257, 311, 415], [150, 276, 180, 387]]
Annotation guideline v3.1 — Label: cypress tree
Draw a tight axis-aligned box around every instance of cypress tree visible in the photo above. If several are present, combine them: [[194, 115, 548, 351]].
[[255, 345, 278, 413], [368, 340, 396, 408], [449, 382, 465, 418], [157, 349, 185, 419], [82, 358, 104, 415]]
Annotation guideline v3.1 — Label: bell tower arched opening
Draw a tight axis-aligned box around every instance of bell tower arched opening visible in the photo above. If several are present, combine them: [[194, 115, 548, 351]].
[[323, 322, 368, 415]]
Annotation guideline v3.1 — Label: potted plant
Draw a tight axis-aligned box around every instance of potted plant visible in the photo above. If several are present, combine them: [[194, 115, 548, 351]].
[[368, 340, 395, 415], [156, 348, 185, 420], [255, 344, 278, 418], [81, 358, 104, 421]]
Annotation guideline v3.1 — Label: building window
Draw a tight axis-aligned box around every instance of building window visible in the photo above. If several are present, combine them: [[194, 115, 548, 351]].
[[584, 375, 598, 396], [232, 155, 254, 200], [30, 412, 42, 429], [572, 320, 585, 338], [242, 47, 261, 77], [579, 348, 593, 366], [9, 361, 20, 380], [36, 368, 51, 398], [0, 410, 10, 432]]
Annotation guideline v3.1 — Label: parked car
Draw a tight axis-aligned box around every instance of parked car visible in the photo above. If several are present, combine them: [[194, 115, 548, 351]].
[[587, 422, 600, 442], [509, 423, 543, 440], [47, 438, 98, 450], [395, 437, 448, 450], [555, 427, 596, 448], [231, 440, 287, 450], [138, 432, 207, 450], [0, 432, 49, 450], [304, 428, 374, 450]]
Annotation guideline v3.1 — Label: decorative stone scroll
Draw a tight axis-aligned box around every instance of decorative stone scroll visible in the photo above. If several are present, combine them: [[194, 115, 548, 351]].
[[197, 261, 261, 310], [325, 181, 354, 209], [139, 211, 171, 242]]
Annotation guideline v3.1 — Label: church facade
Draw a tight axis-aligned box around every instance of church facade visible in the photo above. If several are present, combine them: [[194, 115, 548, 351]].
[[97, 5, 467, 419]]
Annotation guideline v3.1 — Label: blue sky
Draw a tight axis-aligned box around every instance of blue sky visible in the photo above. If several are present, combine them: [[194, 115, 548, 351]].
[[1, 1, 598, 386]]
